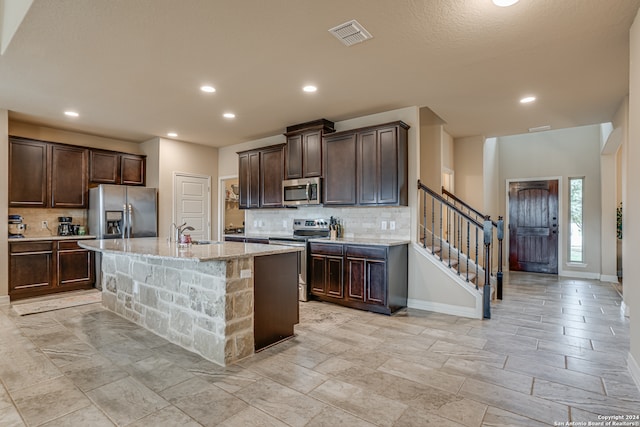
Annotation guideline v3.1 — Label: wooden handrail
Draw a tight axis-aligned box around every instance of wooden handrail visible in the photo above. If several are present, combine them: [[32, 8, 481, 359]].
[[418, 180, 483, 229], [442, 187, 498, 227]]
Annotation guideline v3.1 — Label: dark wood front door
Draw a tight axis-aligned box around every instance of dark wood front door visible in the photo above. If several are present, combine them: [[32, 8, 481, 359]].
[[509, 180, 559, 274]]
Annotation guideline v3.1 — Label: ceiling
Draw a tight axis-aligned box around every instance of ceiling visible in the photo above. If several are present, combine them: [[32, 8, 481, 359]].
[[0, 0, 638, 147]]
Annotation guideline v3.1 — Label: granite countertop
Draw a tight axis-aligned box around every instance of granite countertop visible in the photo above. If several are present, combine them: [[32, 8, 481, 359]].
[[308, 237, 410, 247], [79, 237, 303, 261], [8, 235, 97, 242]]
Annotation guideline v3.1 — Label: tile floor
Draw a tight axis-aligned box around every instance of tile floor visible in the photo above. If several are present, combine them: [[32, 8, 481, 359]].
[[0, 272, 639, 426]]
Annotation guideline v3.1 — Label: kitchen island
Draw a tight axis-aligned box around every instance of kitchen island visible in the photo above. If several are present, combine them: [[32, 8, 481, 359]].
[[79, 238, 302, 366]]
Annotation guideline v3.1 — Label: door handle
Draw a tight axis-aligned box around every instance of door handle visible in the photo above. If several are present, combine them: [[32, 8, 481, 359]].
[[128, 204, 133, 238]]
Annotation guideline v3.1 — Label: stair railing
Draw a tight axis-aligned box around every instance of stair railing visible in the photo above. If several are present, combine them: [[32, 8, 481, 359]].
[[442, 187, 504, 300], [418, 180, 493, 318]]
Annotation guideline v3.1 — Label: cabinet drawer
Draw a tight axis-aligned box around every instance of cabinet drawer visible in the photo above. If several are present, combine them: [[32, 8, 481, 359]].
[[345, 245, 387, 260], [246, 238, 269, 244], [310, 243, 343, 256], [10, 241, 53, 254], [57, 240, 82, 250]]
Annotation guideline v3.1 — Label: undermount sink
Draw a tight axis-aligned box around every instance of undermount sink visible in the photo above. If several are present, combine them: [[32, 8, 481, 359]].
[[191, 240, 224, 245]]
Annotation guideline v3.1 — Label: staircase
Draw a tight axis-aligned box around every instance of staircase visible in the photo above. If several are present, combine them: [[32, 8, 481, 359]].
[[417, 180, 504, 318]]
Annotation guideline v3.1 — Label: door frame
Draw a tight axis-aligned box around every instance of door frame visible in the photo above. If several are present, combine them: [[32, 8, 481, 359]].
[[505, 176, 564, 275], [218, 174, 238, 241], [173, 172, 212, 240]]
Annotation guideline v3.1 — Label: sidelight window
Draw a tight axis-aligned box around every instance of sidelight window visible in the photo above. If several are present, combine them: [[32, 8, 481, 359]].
[[569, 177, 584, 263]]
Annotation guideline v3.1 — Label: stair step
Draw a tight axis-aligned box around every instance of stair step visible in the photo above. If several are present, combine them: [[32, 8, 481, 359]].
[[440, 258, 459, 267], [453, 269, 477, 283]]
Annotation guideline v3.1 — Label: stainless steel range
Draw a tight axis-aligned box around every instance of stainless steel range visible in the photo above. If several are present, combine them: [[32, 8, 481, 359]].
[[269, 219, 330, 301]]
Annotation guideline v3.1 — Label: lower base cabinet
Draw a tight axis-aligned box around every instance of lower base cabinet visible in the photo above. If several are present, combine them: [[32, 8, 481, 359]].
[[309, 242, 407, 315], [9, 239, 95, 300]]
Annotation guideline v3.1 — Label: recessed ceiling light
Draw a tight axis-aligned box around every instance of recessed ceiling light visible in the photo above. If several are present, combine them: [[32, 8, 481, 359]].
[[64, 111, 79, 117], [520, 96, 536, 104], [167, 132, 178, 137], [492, 0, 519, 6], [303, 85, 317, 93], [200, 85, 216, 93], [223, 113, 236, 119]]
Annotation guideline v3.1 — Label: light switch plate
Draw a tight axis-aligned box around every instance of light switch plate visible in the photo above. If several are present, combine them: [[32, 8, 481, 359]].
[[390, 221, 396, 230], [381, 221, 387, 230]]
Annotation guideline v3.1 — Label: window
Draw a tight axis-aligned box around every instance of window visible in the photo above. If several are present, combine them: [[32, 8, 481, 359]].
[[569, 177, 584, 263]]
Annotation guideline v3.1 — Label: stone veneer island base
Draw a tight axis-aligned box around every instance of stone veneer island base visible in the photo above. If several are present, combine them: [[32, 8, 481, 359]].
[[79, 238, 301, 366]]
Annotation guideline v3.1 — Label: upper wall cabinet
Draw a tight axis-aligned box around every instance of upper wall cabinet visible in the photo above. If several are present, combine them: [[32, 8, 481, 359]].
[[323, 121, 409, 207], [238, 144, 285, 209], [284, 119, 334, 180], [89, 150, 146, 186], [9, 137, 88, 208]]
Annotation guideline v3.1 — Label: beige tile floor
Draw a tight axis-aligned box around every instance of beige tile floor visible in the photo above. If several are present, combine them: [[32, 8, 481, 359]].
[[0, 272, 639, 426]]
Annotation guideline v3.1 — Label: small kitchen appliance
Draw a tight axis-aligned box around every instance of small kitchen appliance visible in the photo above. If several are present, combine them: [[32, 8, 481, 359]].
[[282, 177, 322, 206], [58, 216, 73, 236], [8, 215, 26, 238]]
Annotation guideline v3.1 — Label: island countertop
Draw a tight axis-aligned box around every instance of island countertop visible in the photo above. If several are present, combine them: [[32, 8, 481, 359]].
[[78, 237, 302, 261]]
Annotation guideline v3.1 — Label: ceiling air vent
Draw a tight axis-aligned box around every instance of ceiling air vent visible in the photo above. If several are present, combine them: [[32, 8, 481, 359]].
[[328, 19, 373, 47]]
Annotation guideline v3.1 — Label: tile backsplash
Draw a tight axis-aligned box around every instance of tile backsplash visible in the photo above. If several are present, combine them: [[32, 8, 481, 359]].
[[8, 208, 88, 238], [245, 206, 411, 239]]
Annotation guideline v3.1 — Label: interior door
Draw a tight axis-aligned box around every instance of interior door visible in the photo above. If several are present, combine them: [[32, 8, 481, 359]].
[[174, 173, 210, 241], [509, 180, 559, 274]]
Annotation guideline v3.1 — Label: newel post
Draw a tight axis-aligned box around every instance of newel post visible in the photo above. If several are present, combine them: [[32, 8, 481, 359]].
[[496, 216, 504, 300], [483, 216, 492, 319]]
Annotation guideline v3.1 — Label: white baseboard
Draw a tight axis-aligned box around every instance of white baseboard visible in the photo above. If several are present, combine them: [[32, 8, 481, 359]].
[[0, 295, 10, 307], [627, 352, 640, 393], [558, 270, 600, 280], [408, 298, 480, 319], [600, 274, 619, 283]]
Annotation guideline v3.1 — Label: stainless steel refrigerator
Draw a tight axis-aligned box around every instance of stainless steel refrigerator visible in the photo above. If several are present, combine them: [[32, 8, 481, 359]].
[[88, 185, 158, 239]]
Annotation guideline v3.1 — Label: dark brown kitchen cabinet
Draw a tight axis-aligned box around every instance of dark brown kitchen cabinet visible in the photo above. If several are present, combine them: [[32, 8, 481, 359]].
[[9, 137, 88, 208], [260, 145, 285, 207], [323, 133, 358, 205], [9, 138, 48, 207], [309, 243, 344, 298], [51, 144, 88, 208], [322, 121, 409, 206], [238, 144, 284, 209], [309, 242, 408, 315], [9, 241, 55, 297], [9, 239, 95, 300], [89, 150, 146, 186], [284, 119, 334, 180], [57, 240, 95, 289]]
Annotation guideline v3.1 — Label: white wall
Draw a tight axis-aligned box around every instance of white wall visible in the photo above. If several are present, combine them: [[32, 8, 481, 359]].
[[625, 8, 640, 388], [497, 125, 602, 278], [143, 137, 218, 240], [0, 110, 8, 302], [454, 135, 485, 211], [483, 137, 500, 219]]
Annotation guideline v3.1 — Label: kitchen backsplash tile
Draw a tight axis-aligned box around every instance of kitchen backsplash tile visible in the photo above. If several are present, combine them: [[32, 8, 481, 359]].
[[245, 206, 411, 239], [8, 208, 88, 238]]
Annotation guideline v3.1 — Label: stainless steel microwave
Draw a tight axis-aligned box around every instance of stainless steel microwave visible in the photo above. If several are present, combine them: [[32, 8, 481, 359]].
[[282, 177, 321, 206]]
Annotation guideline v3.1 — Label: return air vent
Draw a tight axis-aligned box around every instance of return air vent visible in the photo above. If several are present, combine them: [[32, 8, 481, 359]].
[[328, 19, 373, 46]]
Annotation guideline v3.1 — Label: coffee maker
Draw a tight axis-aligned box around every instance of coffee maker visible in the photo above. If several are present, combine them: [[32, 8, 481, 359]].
[[8, 215, 26, 238], [58, 216, 73, 236]]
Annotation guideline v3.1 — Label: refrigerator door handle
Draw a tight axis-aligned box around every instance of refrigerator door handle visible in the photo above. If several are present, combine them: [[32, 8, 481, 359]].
[[127, 204, 133, 238], [123, 204, 128, 238]]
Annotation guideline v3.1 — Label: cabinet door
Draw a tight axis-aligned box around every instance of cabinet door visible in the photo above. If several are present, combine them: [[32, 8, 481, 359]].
[[9, 139, 48, 207], [303, 130, 322, 177], [57, 241, 95, 288], [377, 127, 399, 205], [121, 154, 146, 186], [90, 150, 119, 184], [51, 145, 88, 208], [357, 130, 378, 205], [365, 260, 387, 306], [326, 256, 344, 298], [310, 255, 327, 295], [9, 241, 55, 298], [346, 257, 365, 302], [238, 153, 250, 209], [324, 133, 357, 205], [248, 151, 261, 208], [285, 134, 303, 179], [260, 146, 284, 207]]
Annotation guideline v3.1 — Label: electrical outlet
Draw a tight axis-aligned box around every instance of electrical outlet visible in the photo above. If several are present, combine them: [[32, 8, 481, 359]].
[[381, 221, 387, 230], [282, 220, 287, 228], [253, 220, 258, 227], [41, 221, 48, 229], [390, 221, 396, 230]]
